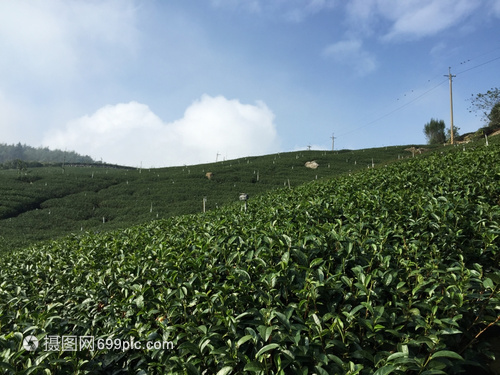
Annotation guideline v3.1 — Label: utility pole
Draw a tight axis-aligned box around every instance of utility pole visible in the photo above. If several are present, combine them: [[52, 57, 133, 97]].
[[445, 67, 456, 145], [330, 133, 336, 151], [216, 152, 220, 162]]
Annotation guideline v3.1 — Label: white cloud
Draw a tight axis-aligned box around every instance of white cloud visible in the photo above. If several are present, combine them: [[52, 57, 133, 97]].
[[345, 0, 482, 41], [211, 0, 337, 21], [0, 0, 138, 87], [380, 0, 479, 41], [344, 0, 378, 35], [171, 95, 279, 164], [210, 0, 262, 13], [493, 0, 500, 16], [322, 39, 377, 76], [43, 95, 280, 167], [284, 0, 337, 22]]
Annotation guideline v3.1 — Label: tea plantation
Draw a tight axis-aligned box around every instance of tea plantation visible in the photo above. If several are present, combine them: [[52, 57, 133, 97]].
[[0, 143, 499, 374], [0, 144, 442, 252]]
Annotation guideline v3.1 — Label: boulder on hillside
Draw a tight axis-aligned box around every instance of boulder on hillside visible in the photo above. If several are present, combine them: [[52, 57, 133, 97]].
[[305, 161, 319, 169], [404, 147, 427, 155]]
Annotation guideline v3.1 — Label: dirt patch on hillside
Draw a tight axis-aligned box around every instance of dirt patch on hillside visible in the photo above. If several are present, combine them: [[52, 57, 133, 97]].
[[490, 128, 500, 137]]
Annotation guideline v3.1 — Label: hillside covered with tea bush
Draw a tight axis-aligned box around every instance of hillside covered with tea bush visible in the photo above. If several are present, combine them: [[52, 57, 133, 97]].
[[0, 144, 443, 251], [0, 143, 499, 374]]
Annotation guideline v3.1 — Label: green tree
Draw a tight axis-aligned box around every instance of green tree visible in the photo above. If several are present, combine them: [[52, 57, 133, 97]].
[[469, 87, 500, 130], [424, 118, 446, 144], [10, 142, 25, 160], [446, 126, 460, 143], [487, 101, 500, 128]]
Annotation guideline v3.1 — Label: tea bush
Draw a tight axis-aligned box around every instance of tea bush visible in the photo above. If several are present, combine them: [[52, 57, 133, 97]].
[[0, 145, 444, 251], [0, 145, 499, 374]]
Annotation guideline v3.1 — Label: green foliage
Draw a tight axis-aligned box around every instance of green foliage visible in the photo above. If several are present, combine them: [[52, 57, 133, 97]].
[[1, 146, 439, 251], [469, 87, 500, 126], [489, 102, 500, 128], [446, 126, 460, 143], [474, 102, 500, 137], [423, 119, 446, 145], [0, 143, 94, 165], [0, 143, 499, 374]]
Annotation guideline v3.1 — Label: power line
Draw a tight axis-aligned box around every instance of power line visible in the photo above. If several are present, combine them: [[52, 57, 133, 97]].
[[337, 79, 448, 137], [455, 55, 500, 75], [334, 49, 500, 141], [454, 43, 500, 69]]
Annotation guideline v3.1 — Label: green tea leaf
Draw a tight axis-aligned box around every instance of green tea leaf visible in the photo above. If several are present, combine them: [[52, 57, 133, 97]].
[[237, 335, 254, 347], [430, 351, 463, 360], [135, 295, 144, 309], [244, 361, 264, 372], [255, 343, 279, 358], [216, 366, 233, 375], [373, 365, 396, 375]]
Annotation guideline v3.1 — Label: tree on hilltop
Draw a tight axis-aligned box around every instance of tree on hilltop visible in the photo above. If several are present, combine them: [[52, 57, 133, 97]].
[[446, 126, 460, 143], [486, 101, 500, 129], [424, 118, 446, 145], [0, 143, 94, 165], [469, 87, 500, 135]]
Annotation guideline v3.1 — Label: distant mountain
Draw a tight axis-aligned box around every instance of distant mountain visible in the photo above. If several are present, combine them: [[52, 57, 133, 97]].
[[0, 143, 94, 165]]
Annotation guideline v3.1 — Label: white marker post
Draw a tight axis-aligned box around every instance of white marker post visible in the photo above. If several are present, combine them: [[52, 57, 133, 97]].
[[239, 193, 249, 212]]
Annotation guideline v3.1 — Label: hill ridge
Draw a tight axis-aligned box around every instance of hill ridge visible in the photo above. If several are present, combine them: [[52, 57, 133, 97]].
[[1, 136, 498, 251]]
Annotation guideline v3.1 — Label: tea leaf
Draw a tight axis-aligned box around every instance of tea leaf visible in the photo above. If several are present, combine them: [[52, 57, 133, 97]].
[[255, 343, 279, 358]]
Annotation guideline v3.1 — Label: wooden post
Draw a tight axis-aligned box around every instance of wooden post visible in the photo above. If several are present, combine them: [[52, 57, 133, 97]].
[[445, 67, 456, 145]]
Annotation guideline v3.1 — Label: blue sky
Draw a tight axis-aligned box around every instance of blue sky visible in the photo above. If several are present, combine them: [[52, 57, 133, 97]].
[[1, 0, 499, 167]]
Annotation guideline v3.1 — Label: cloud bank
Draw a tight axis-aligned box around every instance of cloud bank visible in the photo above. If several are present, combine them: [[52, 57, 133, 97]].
[[0, 0, 137, 87], [322, 39, 377, 76], [43, 95, 279, 167], [326, 0, 497, 74]]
